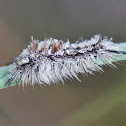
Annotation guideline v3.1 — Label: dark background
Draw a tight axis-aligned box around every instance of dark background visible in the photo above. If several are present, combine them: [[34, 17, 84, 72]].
[[0, 0, 126, 126]]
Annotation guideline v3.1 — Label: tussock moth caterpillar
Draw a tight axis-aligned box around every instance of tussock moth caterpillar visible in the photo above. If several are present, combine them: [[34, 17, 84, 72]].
[[6, 35, 126, 86]]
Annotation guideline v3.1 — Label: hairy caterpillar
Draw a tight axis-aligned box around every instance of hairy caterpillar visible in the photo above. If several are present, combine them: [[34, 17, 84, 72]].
[[6, 35, 126, 86]]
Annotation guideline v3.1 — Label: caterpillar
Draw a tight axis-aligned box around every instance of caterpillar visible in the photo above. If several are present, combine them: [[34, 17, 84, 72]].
[[6, 34, 126, 86]]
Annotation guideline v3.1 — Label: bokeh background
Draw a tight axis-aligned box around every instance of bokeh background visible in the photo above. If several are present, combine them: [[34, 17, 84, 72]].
[[0, 0, 126, 126]]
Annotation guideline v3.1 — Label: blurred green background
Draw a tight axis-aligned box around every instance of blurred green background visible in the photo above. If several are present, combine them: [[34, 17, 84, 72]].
[[0, 0, 126, 126]]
